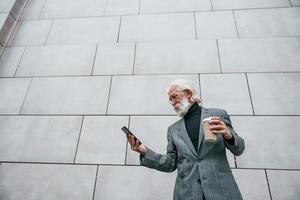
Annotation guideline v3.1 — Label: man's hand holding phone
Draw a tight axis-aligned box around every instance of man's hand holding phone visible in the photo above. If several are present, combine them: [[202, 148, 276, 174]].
[[122, 126, 146, 155], [127, 133, 146, 155]]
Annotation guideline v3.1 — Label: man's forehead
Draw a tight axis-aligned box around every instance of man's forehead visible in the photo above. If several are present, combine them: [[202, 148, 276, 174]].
[[168, 85, 178, 95]]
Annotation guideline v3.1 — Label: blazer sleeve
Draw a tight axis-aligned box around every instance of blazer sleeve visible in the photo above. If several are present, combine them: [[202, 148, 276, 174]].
[[139, 126, 177, 172], [221, 109, 245, 156]]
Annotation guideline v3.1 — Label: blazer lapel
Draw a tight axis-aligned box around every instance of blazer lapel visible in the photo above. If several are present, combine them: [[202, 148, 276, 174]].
[[197, 107, 209, 152], [178, 118, 198, 157]]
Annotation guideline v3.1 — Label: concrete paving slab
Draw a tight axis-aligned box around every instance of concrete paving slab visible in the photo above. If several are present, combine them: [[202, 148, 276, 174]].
[[105, 0, 139, 15], [195, 11, 237, 39], [76, 116, 128, 164], [0, 0, 15, 12], [232, 169, 271, 200], [0, 116, 82, 162], [0, 46, 25, 77], [212, 0, 290, 10], [93, 43, 134, 75], [94, 166, 176, 200], [20, 76, 111, 114], [267, 170, 300, 200], [0, 78, 30, 114], [247, 73, 300, 115], [219, 37, 300, 73], [235, 7, 300, 38], [119, 13, 195, 42], [108, 74, 199, 115], [20, 0, 47, 20], [231, 116, 300, 169], [16, 44, 96, 77], [10, 20, 52, 46], [134, 40, 220, 74], [200, 73, 253, 115], [46, 17, 120, 45], [40, 0, 106, 19], [140, 0, 211, 14], [0, 163, 96, 200]]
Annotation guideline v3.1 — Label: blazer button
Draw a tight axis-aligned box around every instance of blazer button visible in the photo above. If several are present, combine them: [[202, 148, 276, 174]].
[[197, 179, 201, 183]]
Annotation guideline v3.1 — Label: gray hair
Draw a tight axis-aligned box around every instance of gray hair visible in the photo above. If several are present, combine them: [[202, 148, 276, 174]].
[[166, 79, 201, 103]]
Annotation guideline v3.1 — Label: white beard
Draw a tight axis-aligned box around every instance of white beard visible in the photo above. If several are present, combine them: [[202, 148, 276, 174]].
[[174, 97, 191, 117]]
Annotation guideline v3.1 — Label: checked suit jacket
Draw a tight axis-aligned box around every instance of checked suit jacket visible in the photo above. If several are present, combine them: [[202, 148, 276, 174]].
[[140, 106, 245, 200]]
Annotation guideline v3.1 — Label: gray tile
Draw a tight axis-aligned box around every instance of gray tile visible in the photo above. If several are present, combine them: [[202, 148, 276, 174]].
[[267, 170, 300, 200], [21, 76, 111, 114], [235, 7, 300, 38], [10, 20, 52, 46], [0, 116, 82, 162], [20, 0, 47, 20], [105, 0, 139, 15], [0, 13, 7, 27], [231, 116, 300, 169], [212, 0, 290, 10], [200, 74, 253, 115], [76, 116, 128, 164], [16, 44, 96, 77], [140, 0, 211, 14], [0, 78, 30, 114], [247, 73, 300, 115], [46, 17, 120, 45], [291, 0, 300, 6], [95, 166, 176, 200], [195, 11, 237, 39], [0, 0, 15, 12], [232, 169, 270, 200], [108, 74, 199, 114], [119, 13, 195, 42], [93, 43, 134, 75], [219, 38, 300, 73], [0, 163, 96, 200], [0, 47, 25, 77], [135, 40, 220, 74], [40, 0, 106, 19]]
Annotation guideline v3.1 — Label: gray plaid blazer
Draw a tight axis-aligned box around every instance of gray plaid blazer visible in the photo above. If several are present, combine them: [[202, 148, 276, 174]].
[[140, 107, 245, 200]]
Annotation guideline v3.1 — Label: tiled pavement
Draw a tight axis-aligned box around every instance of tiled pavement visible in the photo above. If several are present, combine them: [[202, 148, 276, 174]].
[[0, 0, 300, 199]]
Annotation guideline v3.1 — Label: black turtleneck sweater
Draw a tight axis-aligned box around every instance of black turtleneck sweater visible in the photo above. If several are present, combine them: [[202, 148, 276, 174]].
[[184, 103, 202, 151]]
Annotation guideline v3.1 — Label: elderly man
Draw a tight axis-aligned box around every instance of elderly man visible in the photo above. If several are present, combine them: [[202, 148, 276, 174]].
[[127, 79, 245, 200]]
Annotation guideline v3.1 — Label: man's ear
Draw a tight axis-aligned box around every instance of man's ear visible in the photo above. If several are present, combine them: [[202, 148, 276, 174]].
[[183, 89, 192, 98]]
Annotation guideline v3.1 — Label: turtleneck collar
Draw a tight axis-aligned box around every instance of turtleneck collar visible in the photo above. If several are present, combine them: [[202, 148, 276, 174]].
[[184, 103, 201, 119]]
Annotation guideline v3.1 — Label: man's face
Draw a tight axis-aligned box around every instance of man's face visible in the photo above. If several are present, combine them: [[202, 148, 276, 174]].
[[168, 86, 192, 117]]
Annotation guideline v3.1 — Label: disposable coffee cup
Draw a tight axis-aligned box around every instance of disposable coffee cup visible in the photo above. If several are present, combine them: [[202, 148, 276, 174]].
[[202, 117, 217, 143]]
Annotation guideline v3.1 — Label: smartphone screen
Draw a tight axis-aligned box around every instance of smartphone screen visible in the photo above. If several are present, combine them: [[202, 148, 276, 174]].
[[121, 126, 142, 145]]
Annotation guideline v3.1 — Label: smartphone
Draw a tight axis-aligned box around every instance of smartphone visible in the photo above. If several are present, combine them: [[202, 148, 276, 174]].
[[121, 126, 142, 145]]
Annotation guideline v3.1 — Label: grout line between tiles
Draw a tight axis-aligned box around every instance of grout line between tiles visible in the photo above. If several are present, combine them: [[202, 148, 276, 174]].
[[210, 0, 214, 10], [138, 0, 141, 15], [90, 43, 99, 75], [13, 45, 27, 77], [193, 12, 198, 40], [18, 77, 33, 114], [38, 0, 48, 19], [132, 42, 137, 74], [232, 10, 240, 38], [245, 73, 256, 115], [216, 39, 223, 73], [43, 19, 54, 45], [92, 165, 99, 200], [265, 170, 273, 200], [73, 116, 85, 164], [116, 16, 122, 43], [105, 76, 113, 115]]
